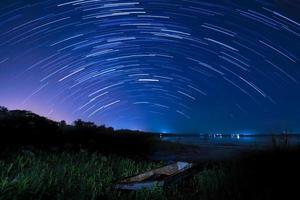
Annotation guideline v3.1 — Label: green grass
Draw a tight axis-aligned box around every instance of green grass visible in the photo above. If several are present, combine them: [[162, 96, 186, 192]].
[[0, 151, 165, 200], [0, 148, 300, 200]]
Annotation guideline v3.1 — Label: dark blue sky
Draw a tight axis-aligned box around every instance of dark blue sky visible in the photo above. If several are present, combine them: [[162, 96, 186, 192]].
[[0, 0, 299, 134]]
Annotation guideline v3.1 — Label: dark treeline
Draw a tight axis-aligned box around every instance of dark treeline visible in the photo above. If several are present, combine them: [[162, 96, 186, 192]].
[[0, 106, 158, 156]]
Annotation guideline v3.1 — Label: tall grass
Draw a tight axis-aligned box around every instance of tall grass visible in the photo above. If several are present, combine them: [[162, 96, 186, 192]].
[[1, 148, 300, 200], [0, 151, 164, 200]]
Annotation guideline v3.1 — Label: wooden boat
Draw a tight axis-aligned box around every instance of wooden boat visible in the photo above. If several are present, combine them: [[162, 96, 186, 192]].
[[114, 161, 194, 190]]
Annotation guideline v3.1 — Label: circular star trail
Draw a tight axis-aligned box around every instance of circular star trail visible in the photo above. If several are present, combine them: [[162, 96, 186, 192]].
[[0, 0, 299, 133]]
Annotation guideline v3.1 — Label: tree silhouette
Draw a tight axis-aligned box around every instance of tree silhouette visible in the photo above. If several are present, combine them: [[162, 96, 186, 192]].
[[0, 106, 8, 113], [0, 106, 155, 155]]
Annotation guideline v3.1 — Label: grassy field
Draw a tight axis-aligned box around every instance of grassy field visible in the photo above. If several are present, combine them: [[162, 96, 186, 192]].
[[0, 147, 300, 200], [0, 151, 163, 200]]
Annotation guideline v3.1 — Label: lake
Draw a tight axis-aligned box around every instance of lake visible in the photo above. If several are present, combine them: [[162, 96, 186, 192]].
[[152, 135, 300, 161]]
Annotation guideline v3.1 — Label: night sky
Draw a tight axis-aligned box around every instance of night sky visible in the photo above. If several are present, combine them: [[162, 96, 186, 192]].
[[0, 0, 299, 134]]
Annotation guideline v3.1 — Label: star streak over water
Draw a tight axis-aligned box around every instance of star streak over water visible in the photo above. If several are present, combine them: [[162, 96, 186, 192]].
[[0, 0, 299, 134]]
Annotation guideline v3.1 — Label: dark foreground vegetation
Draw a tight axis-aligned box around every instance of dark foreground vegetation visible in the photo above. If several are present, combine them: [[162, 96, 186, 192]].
[[1, 106, 300, 200], [0, 106, 159, 157], [1, 147, 300, 200]]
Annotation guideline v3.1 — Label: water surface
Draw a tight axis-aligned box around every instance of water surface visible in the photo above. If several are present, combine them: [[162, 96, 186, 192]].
[[152, 135, 300, 161]]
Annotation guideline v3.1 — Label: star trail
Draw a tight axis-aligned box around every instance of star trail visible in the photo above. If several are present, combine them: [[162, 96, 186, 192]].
[[0, 0, 299, 133]]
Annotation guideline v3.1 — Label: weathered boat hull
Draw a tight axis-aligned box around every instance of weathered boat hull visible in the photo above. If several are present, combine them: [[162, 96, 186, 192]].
[[114, 180, 164, 190], [114, 161, 194, 190]]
